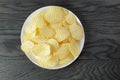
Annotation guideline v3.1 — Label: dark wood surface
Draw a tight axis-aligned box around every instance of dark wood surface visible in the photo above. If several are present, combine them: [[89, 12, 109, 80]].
[[0, 0, 120, 80]]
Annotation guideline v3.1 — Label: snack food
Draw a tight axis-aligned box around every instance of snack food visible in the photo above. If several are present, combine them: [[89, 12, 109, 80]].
[[21, 6, 84, 69]]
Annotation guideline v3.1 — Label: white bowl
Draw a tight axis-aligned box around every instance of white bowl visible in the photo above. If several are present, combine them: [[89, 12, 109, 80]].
[[21, 6, 85, 70]]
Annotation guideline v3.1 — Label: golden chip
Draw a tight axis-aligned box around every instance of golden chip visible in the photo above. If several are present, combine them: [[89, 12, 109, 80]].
[[22, 33, 30, 42], [37, 10, 46, 17], [38, 55, 59, 68], [62, 8, 69, 16], [47, 39, 59, 52], [46, 55, 59, 67], [21, 41, 34, 53], [62, 20, 69, 27], [24, 14, 47, 34], [50, 23, 62, 30], [40, 26, 55, 38], [55, 26, 70, 42], [69, 24, 83, 40], [24, 24, 36, 34], [45, 6, 64, 23], [69, 39, 80, 57], [22, 32, 47, 44], [32, 43, 50, 57], [59, 53, 74, 65], [37, 55, 50, 68], [54, 43, 69, 59], [65, 13, 76, 24], [30, 36, 47, 44]]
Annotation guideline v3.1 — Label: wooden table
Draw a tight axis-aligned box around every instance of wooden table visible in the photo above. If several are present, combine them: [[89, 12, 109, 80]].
[[0, 0, 120, 80]]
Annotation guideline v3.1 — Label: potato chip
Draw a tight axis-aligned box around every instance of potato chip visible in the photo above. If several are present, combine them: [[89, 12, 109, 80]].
[[30, 36, 47, 44], [47, 39, 59, 52], [40, 26, 55, 38], [69, 24, 83, 40], [29, 37, 40, 44], [24, 24, 36, 34], [33, 15, 47, 28], [38, 55, 59, 68], [62, 20, 69, 27], [21, 41, 34, 53], [32, 43, 50, 57], [69, 39, 80, 57], [22, 32, 44, 44], [37, 10, 46, 17], [46, 55, 59, 67], [22, 33, 30, 42], [60, 35, 73, 43], [24, 19, 34, 33], [45, 6, 64, 23], [55, 26, 70, 42], [62, 8, 68, 16], [50, 23, 62, 30], [54, 43, 69, 59], [24, 15, 46, 34], [59, 53, 74, 65], [65, 13, 76, 24], [37, 55, 51, 68], [23, 31, 39, 43]]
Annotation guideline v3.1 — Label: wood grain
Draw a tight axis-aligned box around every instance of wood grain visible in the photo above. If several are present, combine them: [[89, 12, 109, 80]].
[[0, 0, 120, 80]]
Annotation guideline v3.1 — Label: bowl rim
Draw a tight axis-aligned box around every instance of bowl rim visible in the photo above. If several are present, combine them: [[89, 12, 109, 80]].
[[21, 5, 85, 70]]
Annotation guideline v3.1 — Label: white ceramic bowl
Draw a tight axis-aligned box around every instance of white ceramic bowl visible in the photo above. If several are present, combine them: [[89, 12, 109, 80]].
[[21, 6, 85, 70]]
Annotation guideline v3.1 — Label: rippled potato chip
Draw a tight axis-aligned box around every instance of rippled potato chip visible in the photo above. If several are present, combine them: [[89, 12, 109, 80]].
[[54, 43, 69, 60], [40, 26, 55, 38], [32, 43, 50, 57], [69, 23, 83, 40], [37, 10, 46, 17], [38, 55, 59, 68], [22, 33, 30, 42], [21, 41, 34, 53], [37, 55, 50, 68], [33, 15, 47, 28], [55, 26, 70, 42], [24, 14, 47, 34], [45, 6, 65, 23], [30, 36, 47, 44], [50, 23, 62, 30], [23, 32, 43, 44], [23, 31, 41, 43], [62, 20, 69, 27], [60, 35, 72, 43], [38, 56, 48, 68], [69, 39, 80, 57], [47, 39, 59, 52], [46, 55, 59, 67], [59, 53, 74, 65], [62, 8, 69, 16], [65, 13, 76, 24], [24, 24, 36, 34]]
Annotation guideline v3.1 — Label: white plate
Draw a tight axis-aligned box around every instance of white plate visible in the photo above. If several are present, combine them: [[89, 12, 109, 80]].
[[21, 6, 85, 70]]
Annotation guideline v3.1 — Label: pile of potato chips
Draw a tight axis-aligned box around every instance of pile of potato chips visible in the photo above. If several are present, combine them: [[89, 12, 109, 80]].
[[21, 6, 83, 68]]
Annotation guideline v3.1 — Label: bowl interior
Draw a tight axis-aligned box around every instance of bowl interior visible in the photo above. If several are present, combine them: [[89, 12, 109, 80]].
[[21, 6, 85, 70]]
